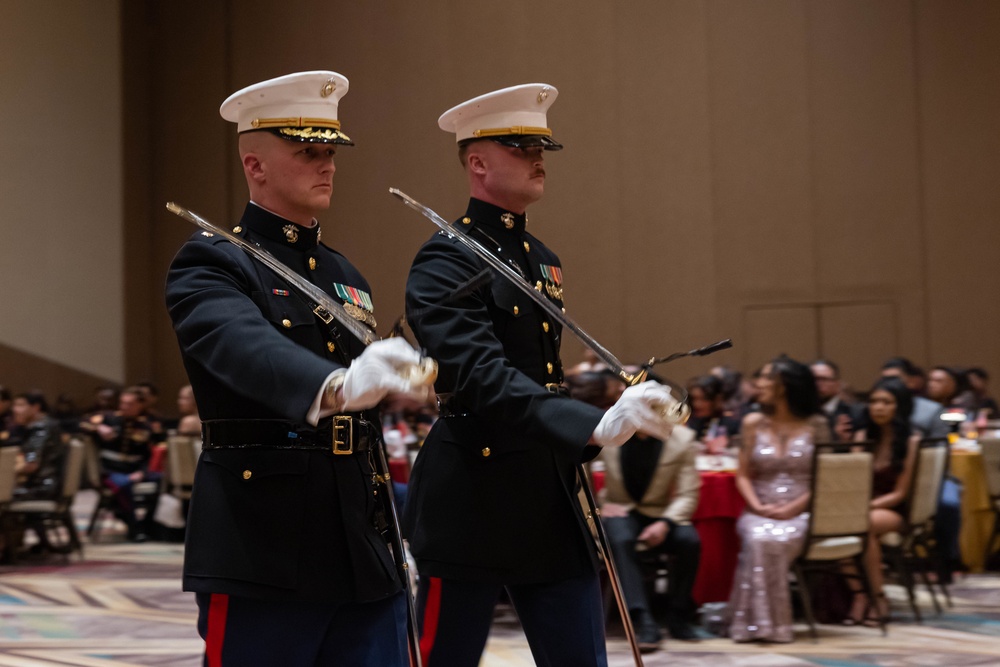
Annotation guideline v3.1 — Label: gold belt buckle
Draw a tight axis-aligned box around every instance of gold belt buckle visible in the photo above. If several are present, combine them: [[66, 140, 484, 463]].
[[332, 415, 353, 455]]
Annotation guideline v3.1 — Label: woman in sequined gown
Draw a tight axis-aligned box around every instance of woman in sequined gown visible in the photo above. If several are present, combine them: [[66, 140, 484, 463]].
[[727, 356, 830, 643]]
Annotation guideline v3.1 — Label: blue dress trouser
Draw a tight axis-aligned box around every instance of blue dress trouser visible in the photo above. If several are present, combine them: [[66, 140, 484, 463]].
[[416, 570, 608, 667], [196, 590, 408, 666]]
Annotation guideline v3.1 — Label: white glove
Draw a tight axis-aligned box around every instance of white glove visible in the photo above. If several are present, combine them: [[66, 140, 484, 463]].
[[339, 338, 427, 411], [591, 382, 676, 447]]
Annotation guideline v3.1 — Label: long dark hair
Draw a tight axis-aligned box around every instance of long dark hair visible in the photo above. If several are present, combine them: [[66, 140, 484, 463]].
[[769, 354, 821, 419], [863, 376, 913, 465]]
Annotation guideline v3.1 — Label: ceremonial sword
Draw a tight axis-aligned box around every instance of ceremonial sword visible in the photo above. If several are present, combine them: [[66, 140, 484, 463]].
[[166, 202, 429, 667], [389, 188, 694, 420], [390, 188, 733, 666]]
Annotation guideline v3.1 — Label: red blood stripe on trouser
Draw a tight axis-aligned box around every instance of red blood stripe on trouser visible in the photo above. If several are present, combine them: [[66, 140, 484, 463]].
[[205, 593, 229, 667], [419, 577, 443, 666]]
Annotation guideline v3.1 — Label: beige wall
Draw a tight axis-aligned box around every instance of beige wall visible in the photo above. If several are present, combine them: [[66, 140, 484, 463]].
[[4, 0, 998, 411], [0, 0, 123, 395]]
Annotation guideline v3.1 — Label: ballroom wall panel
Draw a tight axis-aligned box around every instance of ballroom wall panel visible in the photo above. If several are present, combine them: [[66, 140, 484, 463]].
[[0, 0, 123, 401], [10, 0, 989, 411]]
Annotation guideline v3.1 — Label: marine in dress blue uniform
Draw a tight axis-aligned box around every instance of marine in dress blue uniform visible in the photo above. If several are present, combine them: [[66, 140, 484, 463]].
[[403, 84, 675, 667], [165, 71, 429, 667]]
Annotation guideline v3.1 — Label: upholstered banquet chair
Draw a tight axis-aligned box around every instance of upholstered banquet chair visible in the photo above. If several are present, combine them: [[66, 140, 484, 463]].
[[881, 437, 950, 622], [793, 443, 882, 639]]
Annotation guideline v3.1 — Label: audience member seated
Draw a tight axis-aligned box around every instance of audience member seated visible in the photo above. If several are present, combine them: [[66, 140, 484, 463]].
[[136, 381, 167, 434], [727, 355, 830, 643], [0, 386, 12, 431], [811, 359, 856, 442], [568, 372, 702, 649], [51, 392, 81, 436], [0, 391, 67, 556], [881, 358, 948, 438], [844, 377, 918, 625], [927, 366, 975, 414], [9, 392, 66, 502], [175, 384, 202, 437], [82, 386, 120, 425], [967, 367, 999, 422], [711, 365, 752, 419], [601, 425, 702, 648], [80, 386, 164, 542], [686, 375, 741, 453]]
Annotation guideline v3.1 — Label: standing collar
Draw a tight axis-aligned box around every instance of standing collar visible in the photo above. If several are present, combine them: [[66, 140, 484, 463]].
[[243, 201, 321, 249], [465, 198, 527, 234]]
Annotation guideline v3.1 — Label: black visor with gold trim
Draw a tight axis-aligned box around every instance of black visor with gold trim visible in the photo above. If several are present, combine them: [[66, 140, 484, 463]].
[[486, 134, 562, 151], [253, 125, 353, 146]]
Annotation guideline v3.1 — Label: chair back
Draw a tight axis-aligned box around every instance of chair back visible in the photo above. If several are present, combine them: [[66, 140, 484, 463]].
[[979, 436, 1000, 499], [81, 435, 103, 488], [0, 447, 19, 504], [810, 447, 873, 538], [166, 434, 198, 493], [60, 438, 86, 500], [908, 438, 949, 526]]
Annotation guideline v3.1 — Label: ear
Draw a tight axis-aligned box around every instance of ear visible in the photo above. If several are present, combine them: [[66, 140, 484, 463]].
[[467, 151, 487, 177], [243, 152, 266, 183]]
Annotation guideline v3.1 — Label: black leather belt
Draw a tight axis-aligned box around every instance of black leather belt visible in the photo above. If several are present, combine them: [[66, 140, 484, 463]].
[[202, 416, 375, 455]]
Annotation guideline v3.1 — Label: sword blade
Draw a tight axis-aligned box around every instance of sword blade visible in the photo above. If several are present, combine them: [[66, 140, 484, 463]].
[[166, 202, 378, 346], [389, 188, 646, 387]]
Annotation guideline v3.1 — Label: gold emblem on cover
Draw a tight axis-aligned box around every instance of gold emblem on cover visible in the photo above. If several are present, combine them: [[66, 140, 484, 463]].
[[283, 225, 299, 243], [537, 87, 550, 103], [344, 302, 377, 329], [321, 78, 337, 97], [278, 127, 351, 143], [501, 212, 515, 229]]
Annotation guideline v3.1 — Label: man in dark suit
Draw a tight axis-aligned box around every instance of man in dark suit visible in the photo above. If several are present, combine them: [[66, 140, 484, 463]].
[[166, 71, 432, 666], [403, 83, 678, 667], [810, 360, 856, 442]]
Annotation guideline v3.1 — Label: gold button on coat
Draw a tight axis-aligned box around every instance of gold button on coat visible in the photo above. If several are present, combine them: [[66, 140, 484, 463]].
[[282, 319, 292, 328], [513, 305, 519, 315], [242, 470, 252, 480], [523, 241, 530, 252], [327, 341, 336, 352], [309, 257, 317, 270], [232, 226, 242, 233], [547, 363, 554, 374], [462, 217, 472, 225], [481, 447, 491, 457], [542, 322, 550, 332]]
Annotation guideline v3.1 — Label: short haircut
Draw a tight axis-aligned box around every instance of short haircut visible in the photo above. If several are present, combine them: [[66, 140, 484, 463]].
[[881, 356, 919, 377], [811, 359, 840, 378], [16, 390, 49, 413], [687, 375, 724, 401]]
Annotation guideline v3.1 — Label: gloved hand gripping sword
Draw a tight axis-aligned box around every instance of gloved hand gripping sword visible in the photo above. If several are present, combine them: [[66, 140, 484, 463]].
[[166, 202, 432, 667]]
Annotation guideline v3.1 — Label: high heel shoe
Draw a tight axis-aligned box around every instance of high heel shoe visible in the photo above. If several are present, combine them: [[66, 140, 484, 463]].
[[842, 591, 887, 627]]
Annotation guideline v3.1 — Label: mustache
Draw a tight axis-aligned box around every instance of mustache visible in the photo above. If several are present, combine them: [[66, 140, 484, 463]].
[[532, 168, 546, 177]]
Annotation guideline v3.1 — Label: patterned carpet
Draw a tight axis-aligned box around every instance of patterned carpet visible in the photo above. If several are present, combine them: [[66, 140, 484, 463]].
[[2, 491, 1000, 666]]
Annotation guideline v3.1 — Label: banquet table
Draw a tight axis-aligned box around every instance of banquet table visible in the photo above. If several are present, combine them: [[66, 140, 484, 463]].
[[950, 448, 994, 572], [389, 458, 410, 484], [690, 471, 744, 605]]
